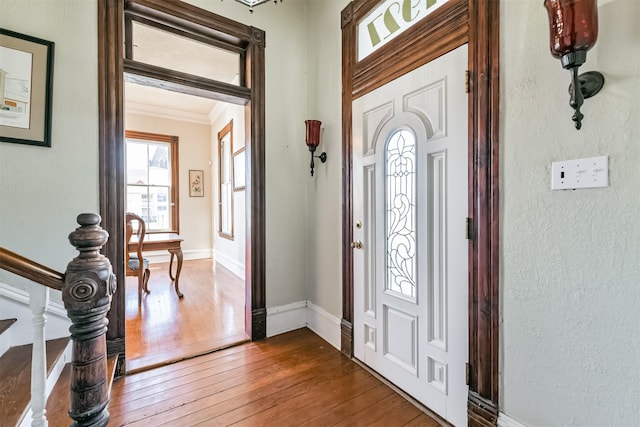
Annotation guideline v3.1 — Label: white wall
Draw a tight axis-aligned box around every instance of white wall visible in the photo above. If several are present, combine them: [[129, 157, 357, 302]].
[[0, 0, 99, 299], [210, 103, 246, 279], [500, 1, 640, 425], [124, 112, 213, 258], [185, 0, 310, 307], [5, 2, 637, 424], [304, 0, 348, 320]]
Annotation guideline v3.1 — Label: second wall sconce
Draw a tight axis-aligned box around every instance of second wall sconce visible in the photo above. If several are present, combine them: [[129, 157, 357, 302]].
[[305, 119, 327, 177], [544, 0, 605, 130]]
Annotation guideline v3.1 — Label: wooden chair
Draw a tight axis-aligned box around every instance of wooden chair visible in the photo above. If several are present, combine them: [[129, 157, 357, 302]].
[[126, 212, 151, 306]]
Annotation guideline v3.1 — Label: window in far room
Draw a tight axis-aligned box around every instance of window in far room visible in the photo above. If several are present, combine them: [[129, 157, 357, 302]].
[[218, 120, 234, 240], [125, 130, 179, 233]]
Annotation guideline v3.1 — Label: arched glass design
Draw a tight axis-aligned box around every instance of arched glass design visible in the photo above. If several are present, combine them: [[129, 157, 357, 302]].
[[385, 129, 417, 298]]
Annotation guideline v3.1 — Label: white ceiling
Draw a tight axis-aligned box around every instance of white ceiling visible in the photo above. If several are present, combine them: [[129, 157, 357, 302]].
[[125, 83, 218, 122]]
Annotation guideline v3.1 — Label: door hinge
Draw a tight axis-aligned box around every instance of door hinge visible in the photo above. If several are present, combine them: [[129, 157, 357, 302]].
[[465, 362, 471, 385], [465, 217, 473, 241], [465, 70, 470, 93]]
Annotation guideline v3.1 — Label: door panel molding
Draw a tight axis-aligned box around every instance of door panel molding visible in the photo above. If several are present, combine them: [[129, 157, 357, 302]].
[[98, 0, 267, 373], [341, 0, 499, 425]]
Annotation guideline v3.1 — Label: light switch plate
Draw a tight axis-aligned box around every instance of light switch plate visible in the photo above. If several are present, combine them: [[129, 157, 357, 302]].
[[551, 156, 608, 190]]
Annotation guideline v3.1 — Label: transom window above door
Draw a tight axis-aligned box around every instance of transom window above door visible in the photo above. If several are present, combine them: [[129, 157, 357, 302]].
[[125, 130, 179, 233]]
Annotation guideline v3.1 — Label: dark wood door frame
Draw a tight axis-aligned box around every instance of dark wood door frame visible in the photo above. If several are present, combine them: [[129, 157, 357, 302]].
[[98, 0, 267, 374], [340, 1, 499, 426]]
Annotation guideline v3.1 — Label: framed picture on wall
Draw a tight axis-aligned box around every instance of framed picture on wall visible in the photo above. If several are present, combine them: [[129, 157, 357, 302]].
[[189, 169, 204, 197], [233, 147, 245, 191], [0, 28, 55, 147]]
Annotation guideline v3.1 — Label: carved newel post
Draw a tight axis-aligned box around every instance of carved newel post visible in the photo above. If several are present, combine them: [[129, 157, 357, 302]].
[[63, 214, 116, 427]]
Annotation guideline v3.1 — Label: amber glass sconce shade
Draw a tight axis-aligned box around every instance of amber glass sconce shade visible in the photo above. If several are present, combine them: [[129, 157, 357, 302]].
[[305, 120, 327, 177], [544, 0, 605, 130]]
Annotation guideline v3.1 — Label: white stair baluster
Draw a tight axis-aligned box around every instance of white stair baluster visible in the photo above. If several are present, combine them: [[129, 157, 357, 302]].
[[29, 286, 49, 427]]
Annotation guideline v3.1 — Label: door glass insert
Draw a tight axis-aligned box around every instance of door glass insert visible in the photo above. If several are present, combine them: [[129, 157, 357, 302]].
[[385, 129, 417, 299]]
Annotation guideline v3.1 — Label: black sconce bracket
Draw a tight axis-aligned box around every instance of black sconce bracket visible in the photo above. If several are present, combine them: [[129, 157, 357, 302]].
[[309, 148, 327, 177], [561, 50, 605, 130]]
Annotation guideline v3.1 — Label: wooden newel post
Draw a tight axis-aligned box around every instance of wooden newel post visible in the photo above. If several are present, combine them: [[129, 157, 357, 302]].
[[63, 213, 116, 427]]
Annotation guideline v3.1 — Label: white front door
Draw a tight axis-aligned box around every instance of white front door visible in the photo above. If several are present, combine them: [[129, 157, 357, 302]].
[[352, 44, 468, 426]]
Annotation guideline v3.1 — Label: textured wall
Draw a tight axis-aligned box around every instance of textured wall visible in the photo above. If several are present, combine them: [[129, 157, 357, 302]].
[[0, 0, 99, 298], [500, 0, 640, 425], [186, 0, 310, 307], [305, 0, 349, 318]]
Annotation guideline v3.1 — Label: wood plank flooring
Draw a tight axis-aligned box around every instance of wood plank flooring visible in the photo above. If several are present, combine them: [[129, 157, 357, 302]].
[[109, 328, 444, 426], [0, 337, 69, 426], [125, 259, 247, 372]]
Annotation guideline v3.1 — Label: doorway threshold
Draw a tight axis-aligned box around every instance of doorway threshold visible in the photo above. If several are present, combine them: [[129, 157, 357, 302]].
[[126, 332, 250, 375]]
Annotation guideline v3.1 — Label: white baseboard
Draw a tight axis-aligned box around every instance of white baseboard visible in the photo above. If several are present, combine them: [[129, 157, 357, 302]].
[[266, 300, 341, 350], [266, 301, 307, 337], [0, 282, 71, 346], [498, 412, 527, 427], [214, 252, 245, 280], [144, 248, 213, 264], [306, 302, 341, 350]]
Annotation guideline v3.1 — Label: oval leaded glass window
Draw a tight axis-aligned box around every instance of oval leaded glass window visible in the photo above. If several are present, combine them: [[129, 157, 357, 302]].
[[385, 129, 417, 299]]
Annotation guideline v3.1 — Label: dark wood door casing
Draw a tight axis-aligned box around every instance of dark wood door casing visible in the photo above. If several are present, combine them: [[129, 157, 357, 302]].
[[341, 1, 499, 426], [98, 0, 267, 374]]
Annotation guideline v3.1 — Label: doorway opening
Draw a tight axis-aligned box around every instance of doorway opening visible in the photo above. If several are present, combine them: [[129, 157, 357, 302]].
[[340, 0, 500, 424], [123, 82, 249, 371], [98, 0, 267, 374]]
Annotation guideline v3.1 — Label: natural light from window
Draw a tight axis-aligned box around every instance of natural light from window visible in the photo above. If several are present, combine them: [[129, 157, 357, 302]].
[[126, 139, 174, 232]]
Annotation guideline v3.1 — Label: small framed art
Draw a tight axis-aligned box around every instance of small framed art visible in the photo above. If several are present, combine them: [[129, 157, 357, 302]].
[[189, 169, 204, 197], [0, 28, 55, 147]]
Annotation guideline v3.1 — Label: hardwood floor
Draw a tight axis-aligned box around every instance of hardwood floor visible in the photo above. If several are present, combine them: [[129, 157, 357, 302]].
[[125, 259, 248, 373], [109, 328, 444, 426]]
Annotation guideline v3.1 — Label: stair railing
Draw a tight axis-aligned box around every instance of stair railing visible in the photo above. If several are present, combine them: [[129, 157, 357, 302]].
[[0, 213, 114, 427]]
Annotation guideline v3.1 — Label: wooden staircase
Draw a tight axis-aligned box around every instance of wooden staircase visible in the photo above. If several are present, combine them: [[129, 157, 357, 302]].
[[0, 317, 119, 426], [0, 213, 116, 426], [0, 325, 70, 426]]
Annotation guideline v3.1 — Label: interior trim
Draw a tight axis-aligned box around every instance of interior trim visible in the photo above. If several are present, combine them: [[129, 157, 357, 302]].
[[98, 0, 267, 372], [341, 0, 500, 425]]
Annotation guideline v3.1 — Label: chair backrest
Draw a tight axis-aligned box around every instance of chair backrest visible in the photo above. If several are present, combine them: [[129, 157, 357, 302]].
[[125, 212, 146, 276]]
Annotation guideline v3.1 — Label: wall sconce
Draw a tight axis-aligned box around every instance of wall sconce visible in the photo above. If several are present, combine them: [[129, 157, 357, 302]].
[[544, 0, 605, 130], [305, 120, 327, 177]]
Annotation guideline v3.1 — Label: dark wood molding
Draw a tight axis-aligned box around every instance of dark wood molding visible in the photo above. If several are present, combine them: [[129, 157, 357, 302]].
[[341, 0, 500, 424], [251, 308, 267, 340], [249, 27, 266, 48], [468, 391, 499, 427], [106, 338, 126, 377], [99, 0, 268, 362], [124, 0, 253, 47], [352, 0, 468, 100], [340, 1, 355, 358], [467, 0, 500, 418], [246, 28, 267, 341], [125, 13, 246, 55], [340, 319, 353, 357], [123, 60, 251, 104], [98, 0, 126, 356]]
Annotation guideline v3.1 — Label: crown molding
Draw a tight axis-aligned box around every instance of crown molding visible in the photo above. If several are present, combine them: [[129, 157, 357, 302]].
[[126, 101, 212, 125]]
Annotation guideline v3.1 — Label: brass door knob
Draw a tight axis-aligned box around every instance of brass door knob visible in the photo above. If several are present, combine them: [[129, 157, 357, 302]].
[[351, 241, 362, 249]]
